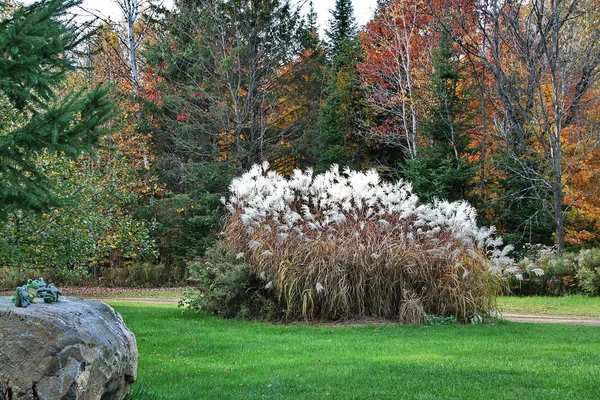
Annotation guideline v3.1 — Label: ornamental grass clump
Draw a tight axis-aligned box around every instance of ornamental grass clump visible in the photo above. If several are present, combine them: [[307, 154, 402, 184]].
[[222, 163, 513, 323]]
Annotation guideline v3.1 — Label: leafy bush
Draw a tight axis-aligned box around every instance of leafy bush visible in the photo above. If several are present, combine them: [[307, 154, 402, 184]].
[[181, 243, 280, 320], [220, 163, 513, 322], [0, 265, 95, 290], [509, 246, 600, 296], [575, 249, 600, 295], [576, 267, 599, 296], [0, 153, 157, 284]]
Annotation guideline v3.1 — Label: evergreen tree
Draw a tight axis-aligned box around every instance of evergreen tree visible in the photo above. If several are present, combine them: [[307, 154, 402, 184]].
[[315, 0, 368, 173], [141, 0, 312, 261], [325, 0, 357, 55], [403, 32, 474, 202], [316, 38, 366, 172], [0, 0, 114, 220], [306, 0, 318, 33]]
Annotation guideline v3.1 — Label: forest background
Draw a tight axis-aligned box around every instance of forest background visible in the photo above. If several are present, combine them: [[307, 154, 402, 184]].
[[2, 0, 600, 290]]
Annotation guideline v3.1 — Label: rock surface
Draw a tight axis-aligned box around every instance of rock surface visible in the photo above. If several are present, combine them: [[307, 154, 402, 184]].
[[0, 296, 137, 400]]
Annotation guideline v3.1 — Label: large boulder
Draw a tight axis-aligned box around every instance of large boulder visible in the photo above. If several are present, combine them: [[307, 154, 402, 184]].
[[0, 296, 137, 400]]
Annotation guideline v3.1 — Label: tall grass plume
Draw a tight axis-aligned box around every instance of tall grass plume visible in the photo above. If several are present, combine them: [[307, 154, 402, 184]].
[[220, 163, 513, 323]]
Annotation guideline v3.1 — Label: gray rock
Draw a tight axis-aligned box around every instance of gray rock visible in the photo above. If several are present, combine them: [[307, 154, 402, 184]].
[[0, 296, 137, 400]]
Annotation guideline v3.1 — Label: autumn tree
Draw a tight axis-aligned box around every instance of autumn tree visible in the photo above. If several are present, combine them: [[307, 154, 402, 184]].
[[439, 0, 600, 252], [270, 1, 327, 172], [358, 0, 435, 159]]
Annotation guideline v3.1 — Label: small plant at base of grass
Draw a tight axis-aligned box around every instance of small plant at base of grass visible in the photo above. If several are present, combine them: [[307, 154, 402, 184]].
[[181, 242, 281, 320], [425, 315, 456, 326]]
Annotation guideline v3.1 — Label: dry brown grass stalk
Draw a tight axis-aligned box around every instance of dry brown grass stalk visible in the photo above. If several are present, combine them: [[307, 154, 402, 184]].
[[222, 212, 501, 323]]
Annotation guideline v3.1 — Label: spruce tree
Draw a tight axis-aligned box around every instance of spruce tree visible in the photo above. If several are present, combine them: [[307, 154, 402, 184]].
[[317, 39, 365, 172], [0, 0, 114, 220], [325, 0, 357, 55], [306, 1, 318, 33], [316, 0, 366, 172], [403, 32, 474, 202]]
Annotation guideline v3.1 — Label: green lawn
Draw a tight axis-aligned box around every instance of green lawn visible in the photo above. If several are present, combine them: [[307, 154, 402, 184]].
[[111, 303, 600, 400], [499, 295, 600, 317]]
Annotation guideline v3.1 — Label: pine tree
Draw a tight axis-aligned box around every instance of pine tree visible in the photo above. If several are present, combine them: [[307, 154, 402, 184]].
[[316, 38, 367, 172], [0, 0, 114, 220]]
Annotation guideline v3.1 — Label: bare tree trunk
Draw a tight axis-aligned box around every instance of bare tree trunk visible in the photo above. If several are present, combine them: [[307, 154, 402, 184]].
[[115, 0, 142, 95], [550, 127, 565, 252]]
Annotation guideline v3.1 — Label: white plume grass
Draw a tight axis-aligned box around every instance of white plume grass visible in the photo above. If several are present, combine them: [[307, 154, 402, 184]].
[[222, 164, 512, 322]]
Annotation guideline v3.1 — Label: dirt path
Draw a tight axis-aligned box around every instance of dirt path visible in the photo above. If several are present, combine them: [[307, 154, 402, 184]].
[[501, 312, 600, 326]]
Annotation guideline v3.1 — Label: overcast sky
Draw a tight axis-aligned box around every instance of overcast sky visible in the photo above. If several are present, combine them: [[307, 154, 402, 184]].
[[55, 0, 378, 34]]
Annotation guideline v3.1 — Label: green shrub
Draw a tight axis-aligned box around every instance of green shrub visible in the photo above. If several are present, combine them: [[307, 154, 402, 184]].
[[577, 248, 600, 270], [50, 265, 95, 286], [576, 267, 599, 295], [181, 243, 280, 320], [0, 267, 40, 291]]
